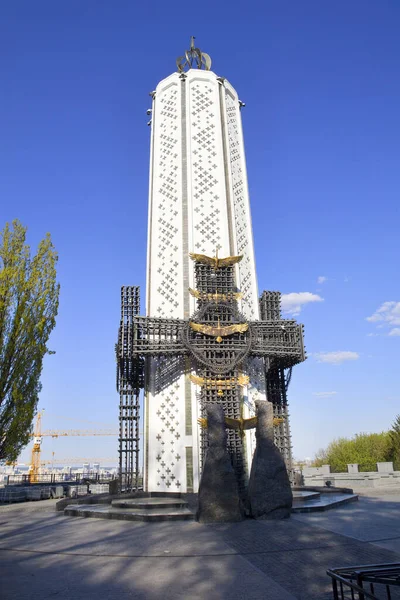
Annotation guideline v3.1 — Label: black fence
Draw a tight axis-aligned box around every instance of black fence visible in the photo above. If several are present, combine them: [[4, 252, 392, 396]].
[[4, 472, 116, 486], [327, 563, 400, 599], [119, 473, 143, 492]]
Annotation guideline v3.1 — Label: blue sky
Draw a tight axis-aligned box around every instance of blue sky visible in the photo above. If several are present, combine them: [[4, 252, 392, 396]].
[[1, 1, 399, 465]]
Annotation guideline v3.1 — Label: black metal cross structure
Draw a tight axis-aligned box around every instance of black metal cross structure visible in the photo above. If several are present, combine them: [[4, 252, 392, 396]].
[[116, 254, 306, 493]]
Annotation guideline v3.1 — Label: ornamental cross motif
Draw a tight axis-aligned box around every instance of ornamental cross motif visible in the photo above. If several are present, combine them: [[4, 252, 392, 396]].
[[122, 253, 305, 375], [117, 252, 305, 496]]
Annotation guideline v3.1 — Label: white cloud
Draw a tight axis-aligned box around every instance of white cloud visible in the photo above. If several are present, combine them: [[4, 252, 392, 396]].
[[366, 302, 400, 326], [313, 391, 337, 397], [367, 333, 379, 337], [314, 351, 359, 365], [389, 328, 400, 337], [280, 292, 323, 316], [317, 276, 327, 284]]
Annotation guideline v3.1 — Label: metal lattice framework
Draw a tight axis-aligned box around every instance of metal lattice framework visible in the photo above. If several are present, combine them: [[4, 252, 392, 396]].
[[259, 291, 302, 474], [117, 263, 306, 494], [122, 314, 304, 366], [116, 286, 144, 491], [192, 263, 247, 496]]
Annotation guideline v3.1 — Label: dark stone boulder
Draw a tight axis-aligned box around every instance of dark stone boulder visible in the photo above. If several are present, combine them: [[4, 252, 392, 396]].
[[197, 404, 244, 523], [248, 400, 292, 519]]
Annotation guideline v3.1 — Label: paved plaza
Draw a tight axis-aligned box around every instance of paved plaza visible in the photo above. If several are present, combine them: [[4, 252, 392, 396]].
[[1, 490, 400, 599]]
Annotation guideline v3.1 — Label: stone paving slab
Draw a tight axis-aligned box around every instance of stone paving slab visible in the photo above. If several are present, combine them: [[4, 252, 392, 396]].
[[0, 502, 295, 600], [210, 519, 400, 600], [1, 494, 400, 599], [0, 509, 229, 557], [293, 494, 400, 550], [0, 550, 297, 600]]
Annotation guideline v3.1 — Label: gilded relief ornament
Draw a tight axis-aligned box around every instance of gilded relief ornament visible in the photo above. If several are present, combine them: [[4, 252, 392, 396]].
[[189, 317, 248, 343], [189, 288, 243, 302], [190, 374, 249, 389], [189, 251, 243, 270], [198, 413, 285, 435]]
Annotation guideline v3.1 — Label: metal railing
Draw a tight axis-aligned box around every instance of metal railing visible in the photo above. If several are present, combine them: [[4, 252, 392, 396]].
[[4, 473, 115, 486], [327, 563, 400, 599], [119, 473, 143, 492]]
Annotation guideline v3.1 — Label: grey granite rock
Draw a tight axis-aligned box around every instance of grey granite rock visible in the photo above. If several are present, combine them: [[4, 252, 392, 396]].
[[197, 404, 244, 523], [248, 400, 292, 520]]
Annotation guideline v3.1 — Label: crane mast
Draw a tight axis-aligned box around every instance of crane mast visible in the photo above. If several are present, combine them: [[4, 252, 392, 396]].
[[29, 411, 44, 483]]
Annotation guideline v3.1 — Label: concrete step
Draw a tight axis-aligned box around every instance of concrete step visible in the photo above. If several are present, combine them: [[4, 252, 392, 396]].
[[292, 493, 358, 513], [292, 491, 320, 502], [64, 503, 195, 521], [111, 497, 188, 510]]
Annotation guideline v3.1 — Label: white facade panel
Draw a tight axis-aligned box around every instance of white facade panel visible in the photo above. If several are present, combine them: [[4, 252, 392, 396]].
[[145, 68, 266, 493], [186, 72, 231, 258]]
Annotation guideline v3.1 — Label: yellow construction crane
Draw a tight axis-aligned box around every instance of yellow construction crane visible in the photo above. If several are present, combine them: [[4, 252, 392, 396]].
[[29, 410, 44, 482], [29, 411, 117, 482]]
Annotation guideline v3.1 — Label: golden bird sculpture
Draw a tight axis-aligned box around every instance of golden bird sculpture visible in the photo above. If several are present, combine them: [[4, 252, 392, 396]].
[[190, 374, 250, 390], [189, 316, 248, 343], [188, 288, 243, 302], [225, 415, 258, 436], [197, 414, 256, 437], [197, 414, 285, 435], [236, 374, 250, 386], [189, 251, 243, 269]]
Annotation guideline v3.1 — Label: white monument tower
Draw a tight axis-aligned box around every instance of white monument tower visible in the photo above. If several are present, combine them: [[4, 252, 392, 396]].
[[144, 38, 267, 493]]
